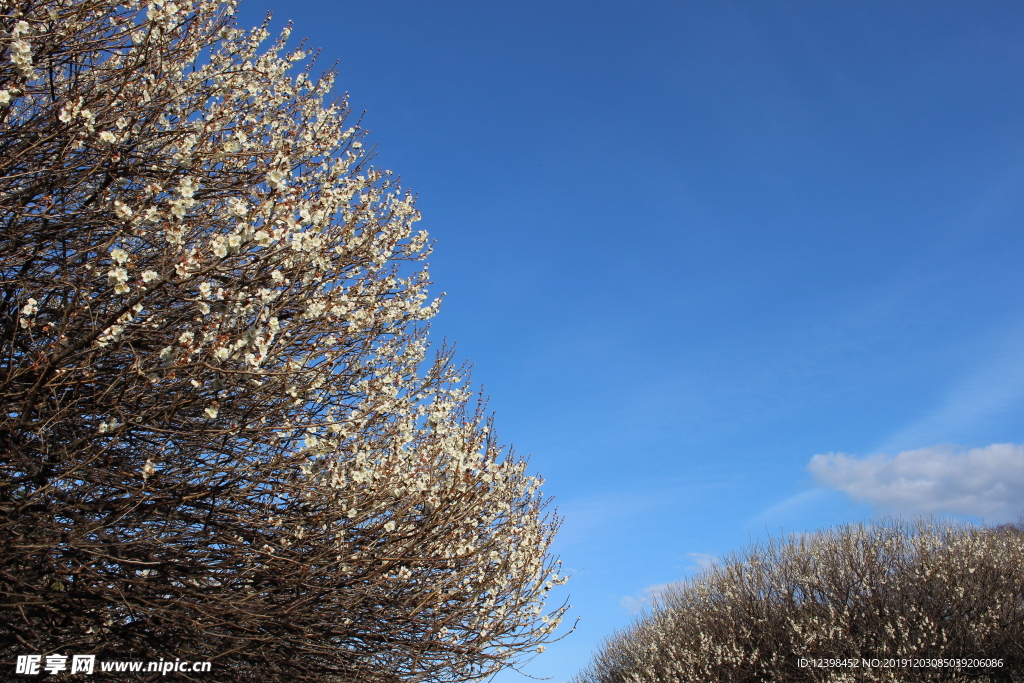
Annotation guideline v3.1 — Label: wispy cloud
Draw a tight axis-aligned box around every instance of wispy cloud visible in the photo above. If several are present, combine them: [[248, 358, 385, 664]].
[[620, 582, 677, 615], [876, 323, 1024, 454], [686, 552, 720, 573], [619, 555, 718, 614], [809, 443, 1024, 522]]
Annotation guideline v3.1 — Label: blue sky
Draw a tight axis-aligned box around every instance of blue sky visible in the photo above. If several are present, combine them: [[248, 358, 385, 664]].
[[238, 2, 1024, 680]]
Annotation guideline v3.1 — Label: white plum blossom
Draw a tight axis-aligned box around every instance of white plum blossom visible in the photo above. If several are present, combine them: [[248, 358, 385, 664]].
[[107, 266, 129, 294], [177, 176, 198, 198], [113, 200, 132, 218], [9, 38, 33, 78], [266, 168, 286, 191]]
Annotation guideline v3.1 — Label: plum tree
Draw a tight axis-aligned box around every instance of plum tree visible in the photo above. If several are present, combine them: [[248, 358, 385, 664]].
[[0, 1, 567, 679]]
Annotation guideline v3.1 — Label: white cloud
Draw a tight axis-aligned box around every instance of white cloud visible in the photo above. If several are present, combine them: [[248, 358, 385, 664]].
[[618, 556, 719, 614], [619, 582, 677, 614], [686, 552, 720, 573], [809, 443, 1024, 522]]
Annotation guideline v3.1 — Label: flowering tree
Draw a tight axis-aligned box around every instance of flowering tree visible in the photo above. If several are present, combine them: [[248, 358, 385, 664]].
[[0, 0, 567, 680], [574, 519, 1024, 683]]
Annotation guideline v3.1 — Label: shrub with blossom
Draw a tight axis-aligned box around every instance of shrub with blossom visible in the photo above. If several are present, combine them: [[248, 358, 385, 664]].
[[0, 1, 567, 680], [574, 519, 1024, 683]]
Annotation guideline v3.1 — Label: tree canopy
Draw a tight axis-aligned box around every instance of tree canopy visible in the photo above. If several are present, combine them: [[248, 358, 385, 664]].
[[0, 1, 566, 679]]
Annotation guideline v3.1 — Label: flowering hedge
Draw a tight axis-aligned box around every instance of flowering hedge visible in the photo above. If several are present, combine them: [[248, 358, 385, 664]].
[[575, 519, 1023, 683]]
